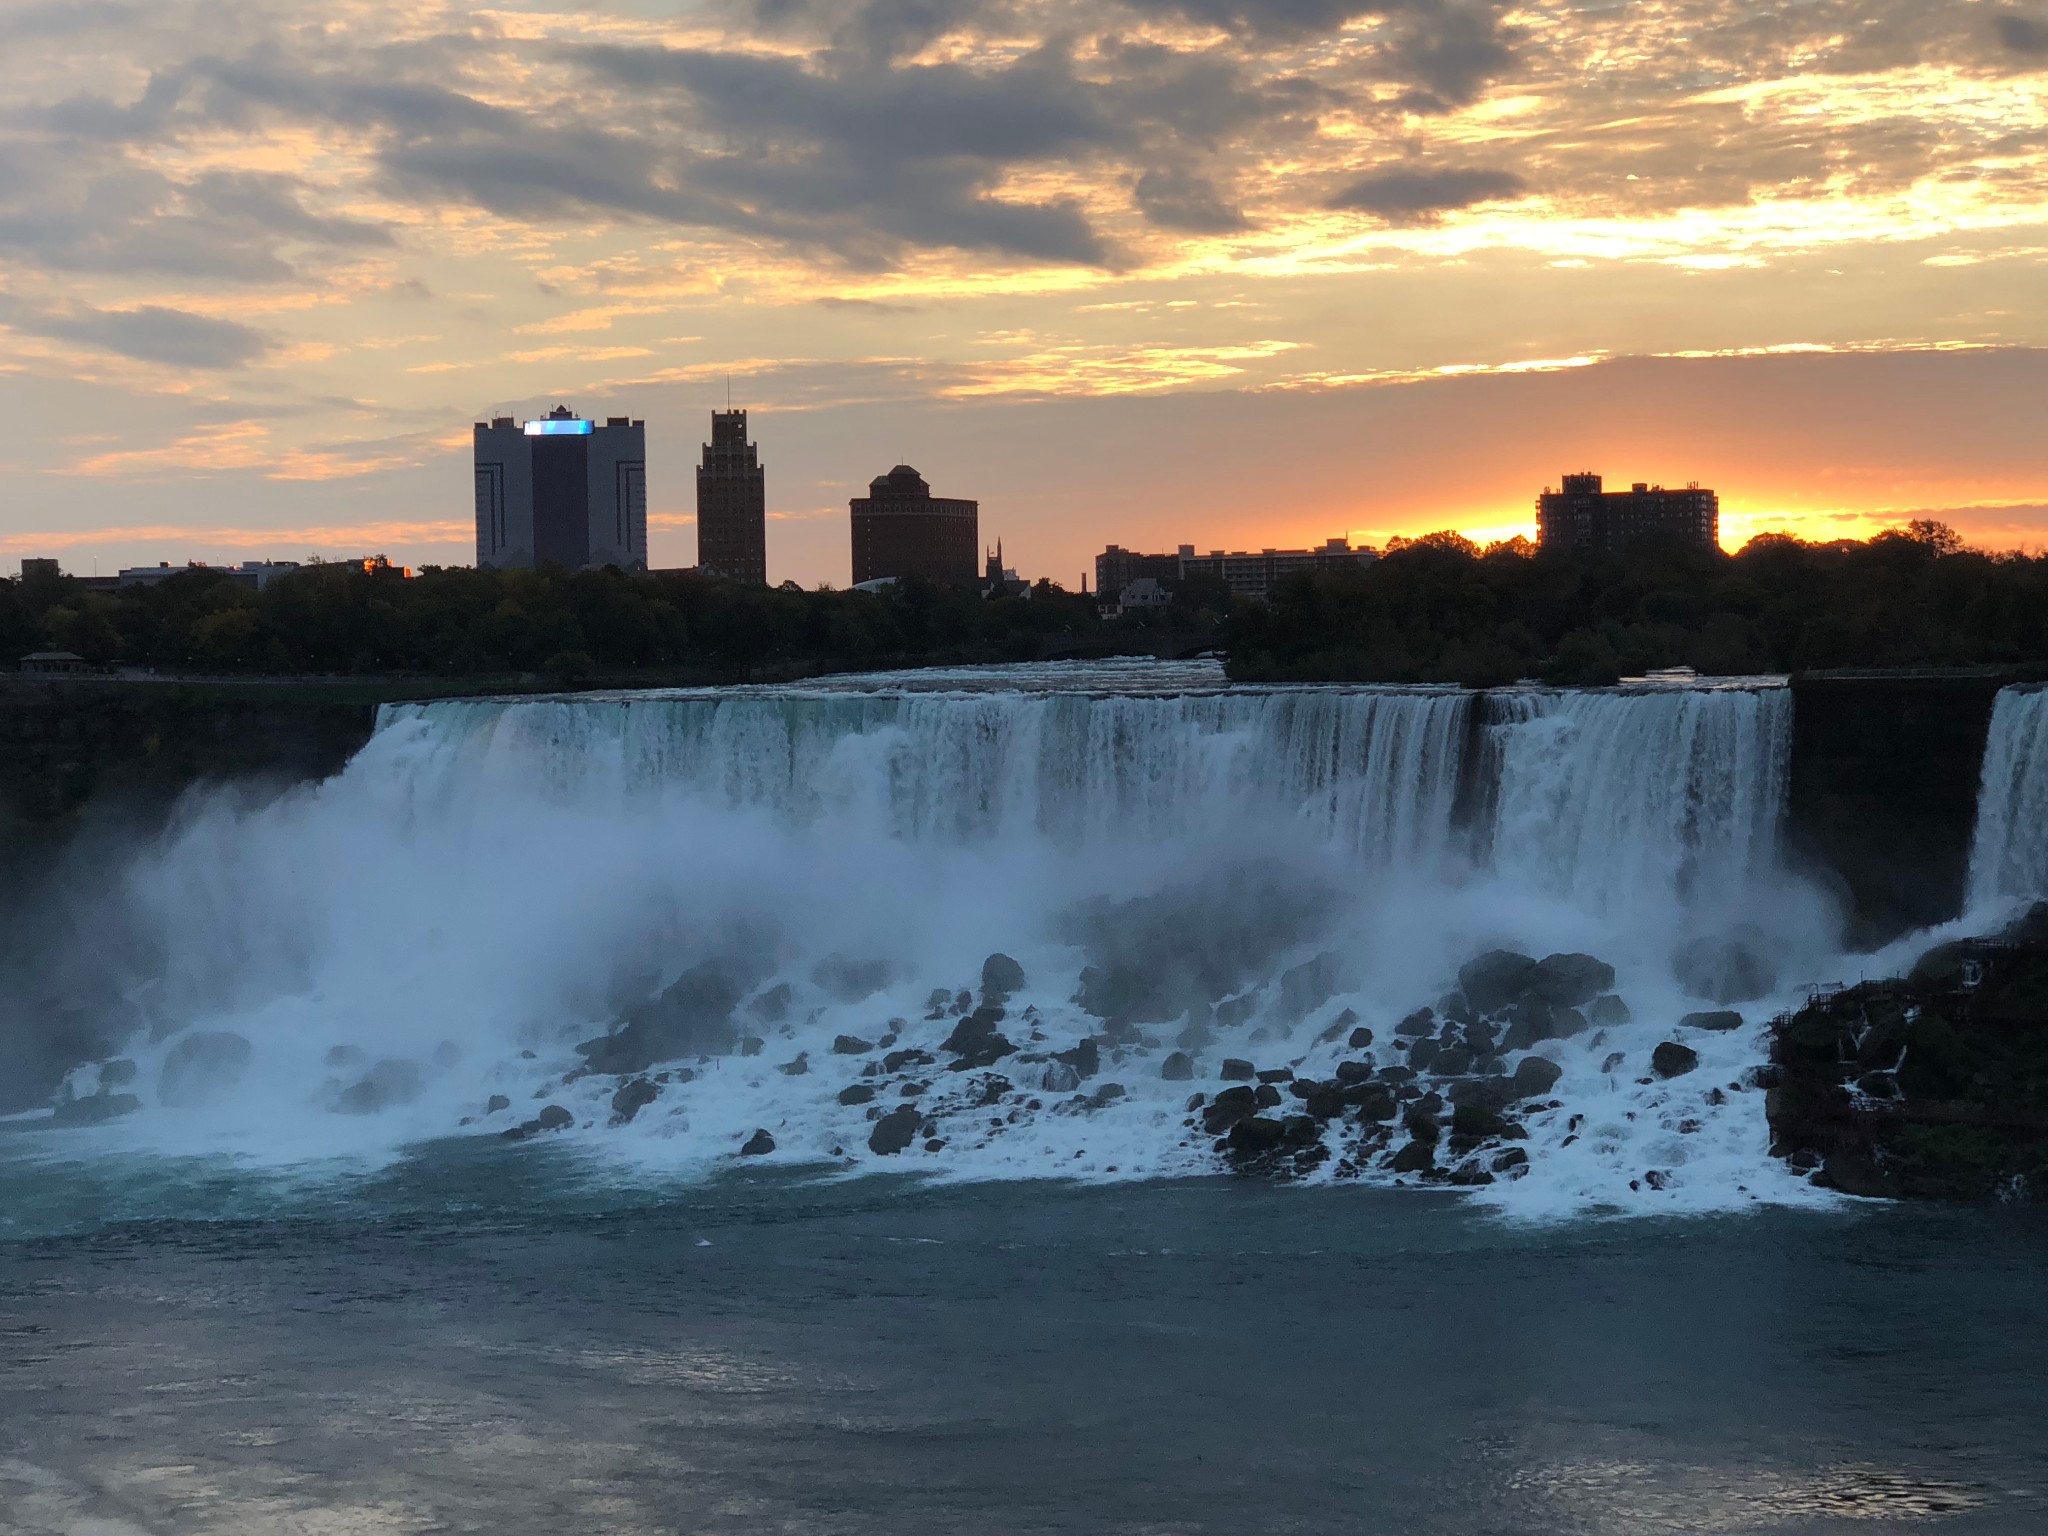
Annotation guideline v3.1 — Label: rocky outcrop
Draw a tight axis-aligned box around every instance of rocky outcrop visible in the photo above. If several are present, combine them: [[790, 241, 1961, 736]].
[[1767, 904, 2048, 1201], [575, 962, 745, 1074]]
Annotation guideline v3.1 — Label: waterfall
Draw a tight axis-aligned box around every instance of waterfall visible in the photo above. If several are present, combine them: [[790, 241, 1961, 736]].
[[1968, 686, 2048, 907], [27, 664, 1832, 1215]]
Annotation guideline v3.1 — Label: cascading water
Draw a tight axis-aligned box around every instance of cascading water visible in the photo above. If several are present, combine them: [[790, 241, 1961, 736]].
[[1968, 685, 2048, 909], [23, 662, 1846, 1215]]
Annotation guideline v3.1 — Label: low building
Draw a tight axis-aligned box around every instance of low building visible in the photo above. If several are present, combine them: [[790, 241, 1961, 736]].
[[1536, 473, 1719, 554], [18, 651, 92, 676], [1093, 538, 1375, 603], [850, 466, 977, 585]]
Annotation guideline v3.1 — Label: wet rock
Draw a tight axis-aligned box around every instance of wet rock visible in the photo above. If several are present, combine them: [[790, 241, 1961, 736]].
[[1642, 1169, 1676, 1191], [838, 1083, 877, 1106], [884, 1048, 935, 1072], [777, 1053, 809, 1076], [1052, 1038, 1101, 1079], [813, 955, 895, 1002], [1090, 1083, 1126, 1107], [577, 962, 745, 1074], [740, 1036, 765, 1056], [981, 953, 1027, 998], [1220, 1058, 1255, 1081], [1333, 1060, 1373, 1085], [1651, 1042, 1700, 1079], [1510, 1056, 1564, 1099], [1529, 952, 1615, 1008], [1586, 994, 1632, 1027], [747, 982, 794, 1023], [1256, 1068, 1294, 1084], [1376, 1064, 1417, 1084], [1458, 951, 1539, 1014], [1680, 1010, 1743, 1032], [832, 1035, 875, 1055], [336, 1059, 423, 1115], [51, 1091, 141, 1126], [1407, 1038, 1440, 1072], [1202, 1086, 1259, 1134], [486, 1094, 511, 1114], [868, 1104, 922, 1155], [1346, 1084, 1398, 1121], [1348, 1025, 1375, 1049], [740, 1128, 776, 1156], [1161, 1051, 1196, 1081], [1448, 1162, 1496, 1186], [1674, 930, 1776, 1004], [1176, 1018, 1212, 1052], [536, 1104, 574, 1132], [1254, 1083, 1284, 1108], [1041, 1060, 1082, 1093], [1492, 1147, 1529, 1172], [1226, 1116, 1288, 1157], [1317, 1007, 1360, 1044], [1277, 951, 1343, 1021], [1394, 1007, 1436, 1038], [609, 1077, 659, 1126], [1432, 1046, 1472, 1077], [160, 1031, 253, 1109], [1390, 1139, 1436, 1174], [1462, 1022, 1498, 1056]]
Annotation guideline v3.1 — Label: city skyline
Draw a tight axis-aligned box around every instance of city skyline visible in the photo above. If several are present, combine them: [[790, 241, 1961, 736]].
[[2, 3, 2047, 585]]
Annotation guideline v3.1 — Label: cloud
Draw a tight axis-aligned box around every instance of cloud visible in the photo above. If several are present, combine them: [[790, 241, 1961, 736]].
[[1994, 11, 2048, 55], [1, 298, 271, 368], [1327, 165, 1525, 221], [1134, 167, 1249, 232]]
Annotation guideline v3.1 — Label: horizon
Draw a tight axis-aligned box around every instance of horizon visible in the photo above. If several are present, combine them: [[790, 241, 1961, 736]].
[[2, 4, 2046, 584]]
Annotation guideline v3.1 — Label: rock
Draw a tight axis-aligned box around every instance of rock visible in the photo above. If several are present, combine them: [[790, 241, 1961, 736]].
[[536, 1104, 574, 1131], [981, 953, 1027, 998], [1680, 1010, 1743, 1032], [1041, 1061, 1082, 1092], [777, 1053, 809, 1076], [868, 1105, 922, 1155], [1201, 1085, 1259, 1133], [1448, 1162, 1496, 1186], [838, 1084, 876, 1105], [51, 1092, 142, 1126], [1090, 1083, 1126, 1107], [1333, 1060, 1373, 1085], [486, 1094, 511, 1114], [1256, 1068, 1294, 1084], [1407, 1038, 1440, 1072], [1347, 1084, 1398, 1121], [1220, 1058, 1255, 1081], [1650, 1042, 1700, 1078], [1226, 1117, 1288, 1157], [1390, 1139, 1436, 1174], [577, 962, 745, 1074], [1510, 1056, 1563, 1099], [1161, 1052, 1195, 1081], [1253, 1083, 1283, 1108], [1529, 952, 1615, 1008], [609, 1077, 659, 1125], [159, 1031, 254, 1110], [1448, 1077, 1518, 1112], [1457, 951, 1538, 1014], [1348, 1025, 1375, 1049], [1586, 994, 1632, 1027], [1432, 1046, 1472, 1077], [1277, 951, 1343, 1021], [1176, 1019, 1212, 1052], [884, 1048, 935, 1072], [1395, 1007, 1436, 1038], [1053, 1038, 1100, 1079], [832, 1035, 874, 1055], [748, 982, 795, 1023], [1462, 1021, 1498, 1055], [813, 955, 895, 1002], [336, 1058, 423, 1114], [1317, 1007, 1360, 1044], [740, 1128, 776, 1155], [1674, 930, 1777, 1003], [1492, 1147, 1529, 1172]]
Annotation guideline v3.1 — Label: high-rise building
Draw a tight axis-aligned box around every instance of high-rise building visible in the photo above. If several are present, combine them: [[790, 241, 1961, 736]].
[[694, 410, 767, 584], [474, 406, 647, 571], [1536, 473, 1718, 554], [850, 466, 977, 585]]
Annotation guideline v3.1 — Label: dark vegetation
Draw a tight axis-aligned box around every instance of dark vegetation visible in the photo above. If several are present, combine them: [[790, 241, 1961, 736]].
[[1228, 522, 2048, 685], [1766, 904, 2048, 1202], [2, 562, 1227, 680]]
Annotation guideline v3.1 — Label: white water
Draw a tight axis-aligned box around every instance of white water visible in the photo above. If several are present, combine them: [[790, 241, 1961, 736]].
[[26, 663, 1863, 1216], [1968, 686, 2048, 908]]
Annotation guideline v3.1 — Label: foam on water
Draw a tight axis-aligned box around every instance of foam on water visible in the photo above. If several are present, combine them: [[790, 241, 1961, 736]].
[[12, 663, 1902, 1216]]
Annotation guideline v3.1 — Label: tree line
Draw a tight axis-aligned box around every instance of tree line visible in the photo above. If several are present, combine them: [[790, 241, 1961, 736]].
[[1226, 523, 2048, 685], [0, 562, 1226, 680]]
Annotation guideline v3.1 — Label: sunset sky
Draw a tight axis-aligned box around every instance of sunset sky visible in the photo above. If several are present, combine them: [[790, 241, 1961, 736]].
[[2, 0, 2046, 587]]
